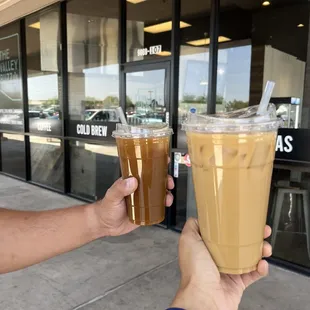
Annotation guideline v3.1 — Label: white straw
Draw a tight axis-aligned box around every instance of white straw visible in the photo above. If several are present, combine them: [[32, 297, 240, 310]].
[[116, 107, 128, 125], [257, 80, 275, 115]]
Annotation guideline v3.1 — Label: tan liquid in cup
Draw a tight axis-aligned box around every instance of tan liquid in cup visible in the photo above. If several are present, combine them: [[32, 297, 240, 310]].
[[183, 106, 279, 274], [113, 123, 172, 226]]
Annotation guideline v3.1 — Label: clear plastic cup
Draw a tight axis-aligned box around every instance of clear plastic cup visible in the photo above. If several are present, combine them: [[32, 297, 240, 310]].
[[182, 104, 280, 274], [112, 123, 173, 226]]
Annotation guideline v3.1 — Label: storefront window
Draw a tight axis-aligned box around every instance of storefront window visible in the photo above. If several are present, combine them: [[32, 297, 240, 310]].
[[26, 7, 62, 136], [1, 133, 25, 178], [30, 136, 64, 190], [217, 0, 308, 118], [174, 0, 211, 230], [0, 22, 23, 132], [269, 166, 310, 268], [216, 44, 251, 113], [126, 67, 167, 125], [211, 0, 310, 268], [70, 140, 119, 200], [67, 0, 119, 139], [126, 0, 172, 62], [178, 0, 211, 149]]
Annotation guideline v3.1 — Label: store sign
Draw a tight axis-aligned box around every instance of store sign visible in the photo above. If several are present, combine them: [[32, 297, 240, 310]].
[[178, 129, 310, 165], [29, 119, 62, 136], [0, 33, 23, 131], [137, 45, 162, 57], [68, 120, 118, 141], [275, 128, 310, 162]]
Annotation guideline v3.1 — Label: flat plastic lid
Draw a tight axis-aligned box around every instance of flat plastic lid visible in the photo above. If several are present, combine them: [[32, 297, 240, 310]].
[[112, 123, 173, 138], [182, 104, 281, 133]]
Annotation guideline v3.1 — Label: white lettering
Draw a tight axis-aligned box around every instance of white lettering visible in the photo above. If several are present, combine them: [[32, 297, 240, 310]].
[[91, 125, 107, 137], [0, 49, 9, 61], [37, 122, 51, 132], [276, 136, 284, 152], [284, 136, 293, 153], [76, 124, 90, 135]]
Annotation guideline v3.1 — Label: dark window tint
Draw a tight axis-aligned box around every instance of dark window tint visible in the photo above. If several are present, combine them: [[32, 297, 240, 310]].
[[30, 136, 64, 190], [1, 133, 25, 178], [70, 140, 119, 200]]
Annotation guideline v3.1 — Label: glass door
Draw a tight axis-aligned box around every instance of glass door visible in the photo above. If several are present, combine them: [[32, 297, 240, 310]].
[[123, 62, 171, 227], [124, 63, 171, 127]]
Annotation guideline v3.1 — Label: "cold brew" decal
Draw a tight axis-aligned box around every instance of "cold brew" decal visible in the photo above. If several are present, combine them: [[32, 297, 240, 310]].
[[76, 124, 108, 137], [68, 120, 117, 141]]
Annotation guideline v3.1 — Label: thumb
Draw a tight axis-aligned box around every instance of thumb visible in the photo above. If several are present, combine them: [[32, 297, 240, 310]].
[[105, 177, 138, 204]]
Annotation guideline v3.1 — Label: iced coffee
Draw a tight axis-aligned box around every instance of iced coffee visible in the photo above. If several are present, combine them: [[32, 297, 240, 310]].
[[183, 106, 280, 274], [113, 123, 173, 226]]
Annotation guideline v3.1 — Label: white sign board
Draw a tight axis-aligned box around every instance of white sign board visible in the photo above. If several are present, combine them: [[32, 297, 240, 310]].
[[137, 45, 162, 57]]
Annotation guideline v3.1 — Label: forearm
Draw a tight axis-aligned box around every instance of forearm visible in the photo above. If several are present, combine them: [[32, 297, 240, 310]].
[[0, 204, 101, 274]]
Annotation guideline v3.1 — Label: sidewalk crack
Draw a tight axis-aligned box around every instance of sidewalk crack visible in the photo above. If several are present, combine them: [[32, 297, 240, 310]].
[[71, 258, 177, 310]]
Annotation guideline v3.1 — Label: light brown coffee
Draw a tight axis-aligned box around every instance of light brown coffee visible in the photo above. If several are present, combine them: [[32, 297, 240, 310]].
[[187, 131, 277, 274], [116, 136, 170, 225]]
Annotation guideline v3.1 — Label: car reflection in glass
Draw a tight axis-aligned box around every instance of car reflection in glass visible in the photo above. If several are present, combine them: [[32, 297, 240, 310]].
[[127, 112, 165, 125], [84, 109, 118, 122]]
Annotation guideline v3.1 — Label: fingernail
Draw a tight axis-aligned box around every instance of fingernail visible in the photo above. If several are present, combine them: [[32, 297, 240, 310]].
[[124, 177, 135, 189]]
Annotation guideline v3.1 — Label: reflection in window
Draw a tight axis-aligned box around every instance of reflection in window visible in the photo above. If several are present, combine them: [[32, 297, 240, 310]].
[[217, 0, 308, 129], [126, 69, 166, 125], [216, 44, 251, 113], [30, 136, 64, 190], [1, 133, 25, 178], [67, 0, 119, 121], [127, 0, 172, 62], [70, 141, 119, 200], [177, 0, 211, 148], [269, 168, 310, 268], [26, 7, 62, 129]]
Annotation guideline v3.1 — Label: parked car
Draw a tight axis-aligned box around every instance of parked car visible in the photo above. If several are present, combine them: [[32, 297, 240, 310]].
[[84, 109, 118, 122], [29, 110, 53, 119]]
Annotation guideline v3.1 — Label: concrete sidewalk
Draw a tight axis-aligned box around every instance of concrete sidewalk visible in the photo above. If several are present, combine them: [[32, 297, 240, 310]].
[[0, 175, 309, 310]]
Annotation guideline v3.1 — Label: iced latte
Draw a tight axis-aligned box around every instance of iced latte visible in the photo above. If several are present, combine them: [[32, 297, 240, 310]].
[[183, 106, 279, 274]]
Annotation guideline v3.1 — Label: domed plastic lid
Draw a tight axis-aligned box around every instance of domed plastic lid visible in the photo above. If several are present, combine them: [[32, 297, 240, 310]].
[[112, 123, 173, 138], [182, 104, 281, 133]]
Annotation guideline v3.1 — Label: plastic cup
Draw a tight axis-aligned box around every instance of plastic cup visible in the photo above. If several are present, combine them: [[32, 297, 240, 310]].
[[182, 104, 280, 274], [112, 123, 173, 226]]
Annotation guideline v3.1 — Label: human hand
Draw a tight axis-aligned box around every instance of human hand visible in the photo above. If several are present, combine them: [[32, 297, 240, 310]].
[[171, 218, 272, 310], [91, 175, 174, 237]]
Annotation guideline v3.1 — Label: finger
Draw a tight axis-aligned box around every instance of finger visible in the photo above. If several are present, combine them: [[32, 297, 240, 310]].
[[167, 175, 175, 190], [240, 260, 269, 288], [264, 225, 272, 239], [257, 259, 269, 277], [262, 241, 272, 258], [165, 191, 174, 207], [105, 177, 138, 204], [168, 157, 171, 164]]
